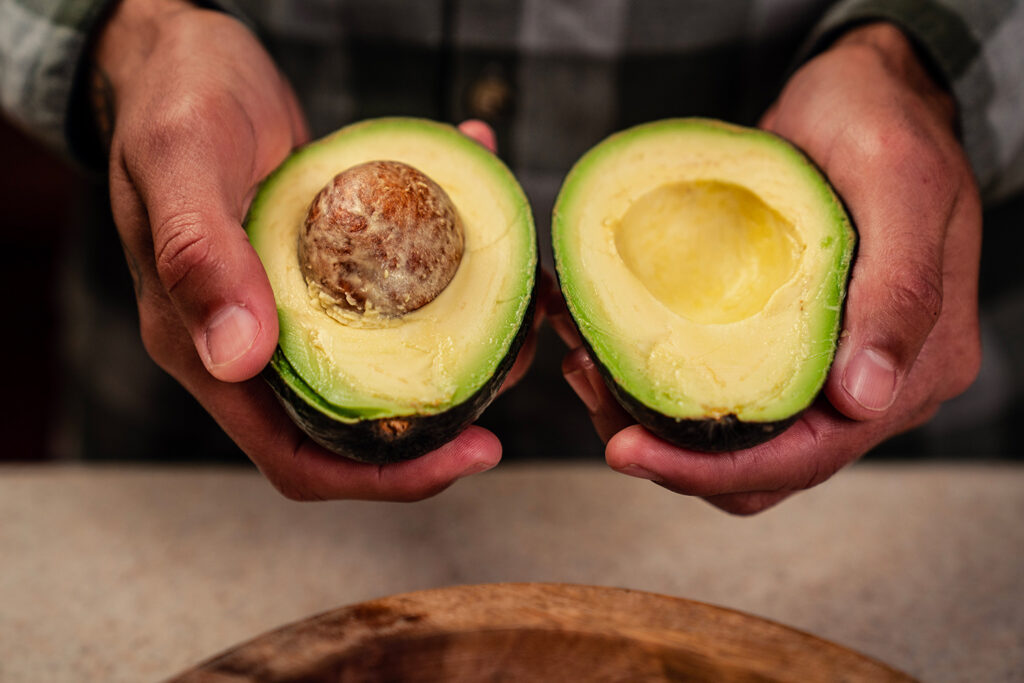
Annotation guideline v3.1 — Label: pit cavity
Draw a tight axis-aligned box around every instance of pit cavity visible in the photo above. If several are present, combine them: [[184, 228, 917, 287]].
[[614, 180, 802, 324]]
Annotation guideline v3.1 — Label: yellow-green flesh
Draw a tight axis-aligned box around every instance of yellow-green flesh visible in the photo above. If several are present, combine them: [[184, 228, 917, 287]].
[[554, 119, 853, 422], [247, 119, 536, 420]]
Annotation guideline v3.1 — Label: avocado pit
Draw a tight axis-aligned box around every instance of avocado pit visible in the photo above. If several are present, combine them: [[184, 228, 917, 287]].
[[299, 160, 465, 318]]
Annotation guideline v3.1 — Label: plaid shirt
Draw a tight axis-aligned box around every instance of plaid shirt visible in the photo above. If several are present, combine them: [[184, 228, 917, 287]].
[[2, 0, 1024, 202], [2, 0, 1023, 461]]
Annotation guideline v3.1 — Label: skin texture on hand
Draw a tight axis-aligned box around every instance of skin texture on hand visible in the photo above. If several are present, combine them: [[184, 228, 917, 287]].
[[557, 22, 983, 514], [92, 0, 525, 501]]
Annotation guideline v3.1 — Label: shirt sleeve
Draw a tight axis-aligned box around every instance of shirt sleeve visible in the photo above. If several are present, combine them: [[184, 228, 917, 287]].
[[0, 0, 118, 166], [0, 0, 252, 170], [805, 0, 1024, 204]]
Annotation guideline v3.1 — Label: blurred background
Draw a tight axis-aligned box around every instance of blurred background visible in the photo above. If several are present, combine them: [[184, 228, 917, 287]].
[[3, 112, 1023, 465]]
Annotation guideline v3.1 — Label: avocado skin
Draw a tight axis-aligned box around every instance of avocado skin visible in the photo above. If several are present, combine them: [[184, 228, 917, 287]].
[[264, 281, 537, 464], [576, 331, 799, 453]]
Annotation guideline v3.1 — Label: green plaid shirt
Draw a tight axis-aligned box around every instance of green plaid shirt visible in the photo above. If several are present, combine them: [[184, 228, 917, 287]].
[[2, 0, 1024, 202]]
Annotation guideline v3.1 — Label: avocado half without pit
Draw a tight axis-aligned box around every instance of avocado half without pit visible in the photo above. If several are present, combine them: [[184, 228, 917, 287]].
[[246, 118, 537, 463], [553, 118, 855, 452]]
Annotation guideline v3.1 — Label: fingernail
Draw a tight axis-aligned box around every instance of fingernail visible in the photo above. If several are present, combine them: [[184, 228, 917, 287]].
[[565, 368, 600, 412], [205, 304, 260, 367], [842, 348, 897, 411], [459, 460, 497, 478], [618, 464, 662, 482]]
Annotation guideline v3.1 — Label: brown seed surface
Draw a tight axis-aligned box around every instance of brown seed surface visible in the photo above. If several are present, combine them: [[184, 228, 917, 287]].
[[299, 160, 465, 317]]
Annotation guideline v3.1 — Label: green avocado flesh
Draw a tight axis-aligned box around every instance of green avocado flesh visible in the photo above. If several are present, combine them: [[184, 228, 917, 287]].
[[553, 118, 855, 451], [246, 118, 537, 462]]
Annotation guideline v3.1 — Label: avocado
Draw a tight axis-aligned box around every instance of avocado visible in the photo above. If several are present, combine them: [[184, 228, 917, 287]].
[[246, 118, 537, 463], [553, 118, 855, 452]]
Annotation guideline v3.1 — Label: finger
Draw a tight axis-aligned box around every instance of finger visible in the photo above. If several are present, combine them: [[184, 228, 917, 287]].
[[158, 326, 501, 502], [702, 490, 793, 516], [605, 408, 855, 497], [124, 116, 280, 383], [499, 299, 543, 394], [757, 100, 780, 131], [562, 347, 634, 442], [822, 133, 957, 420], [458, 119, 497, 153], [131, 298, 501, 502], [823, 144, 950, 419], [260, 426, 502, 502], [534, 268, 558, 323], [545, 278, 583, 349]]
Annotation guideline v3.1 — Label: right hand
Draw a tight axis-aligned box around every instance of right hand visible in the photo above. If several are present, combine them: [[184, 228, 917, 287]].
[[93, 0, 505, 500], [553, 23, 983, 515]]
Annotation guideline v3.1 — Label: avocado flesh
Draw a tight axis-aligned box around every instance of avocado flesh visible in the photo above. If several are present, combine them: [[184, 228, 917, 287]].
[[246, 118, 537, 461], [554, 118, 854, 449]]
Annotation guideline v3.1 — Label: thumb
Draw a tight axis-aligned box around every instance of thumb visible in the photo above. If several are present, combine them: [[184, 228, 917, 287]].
[[160, 212, 279, 383], [129, 141, 279, 383], [824, 165, 951, 421]]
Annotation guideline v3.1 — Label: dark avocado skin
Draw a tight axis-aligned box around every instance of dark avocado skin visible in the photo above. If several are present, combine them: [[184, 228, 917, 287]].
[[264, 280, 537, 464], [570, 310, 799, 454]]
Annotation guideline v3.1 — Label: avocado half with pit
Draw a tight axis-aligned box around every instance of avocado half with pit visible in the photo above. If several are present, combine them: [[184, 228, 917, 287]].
[[246, 118, 537, 463], [553, 118, 855, 452]]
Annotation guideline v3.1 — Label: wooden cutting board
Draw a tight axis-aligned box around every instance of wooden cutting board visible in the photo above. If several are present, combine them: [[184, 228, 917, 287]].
[[169, 583, 915, 682]]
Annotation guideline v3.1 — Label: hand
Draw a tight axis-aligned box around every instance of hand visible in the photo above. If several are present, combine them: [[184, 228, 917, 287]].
[[93, 0, 513, 501], [557, 22, 982, 514]]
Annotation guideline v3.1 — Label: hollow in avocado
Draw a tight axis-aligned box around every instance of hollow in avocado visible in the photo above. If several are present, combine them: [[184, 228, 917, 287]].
[[246, 118, 537, 463], [553, 118, 855, 452]]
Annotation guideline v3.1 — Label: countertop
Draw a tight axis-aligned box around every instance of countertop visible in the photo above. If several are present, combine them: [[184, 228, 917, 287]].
[[0, 461, 1021, 682]]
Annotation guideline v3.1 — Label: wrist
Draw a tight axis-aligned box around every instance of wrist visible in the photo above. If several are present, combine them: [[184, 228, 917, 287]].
[[91, 0, 195, 94], [831, 22, 957, 128], [88, 0, 197, 149]]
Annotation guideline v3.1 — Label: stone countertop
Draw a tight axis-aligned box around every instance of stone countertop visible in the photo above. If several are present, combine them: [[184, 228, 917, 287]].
[[0, 461, 1020, 682]]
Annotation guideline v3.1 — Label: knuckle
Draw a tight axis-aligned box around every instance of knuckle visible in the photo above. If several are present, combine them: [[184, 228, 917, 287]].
[[797, 458, 826, 492], [856, 125, 901, 167], [844, 120, 917, 173], [153, 212, 214, 294], [793, 419, 838, 490], [851, 121, 958, 204], [887, 265, 944, 329], [143, 93, 216, 156]]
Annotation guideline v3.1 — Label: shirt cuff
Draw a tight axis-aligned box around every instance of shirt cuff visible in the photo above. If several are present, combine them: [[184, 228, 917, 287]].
[[0, 0, 119, 170]]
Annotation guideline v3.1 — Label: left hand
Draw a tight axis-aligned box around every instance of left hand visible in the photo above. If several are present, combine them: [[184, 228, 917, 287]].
[[556, 22, 983, 514]]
